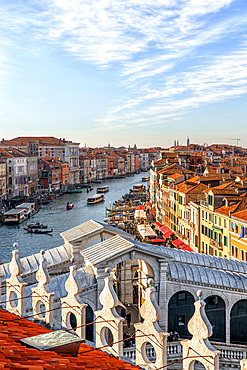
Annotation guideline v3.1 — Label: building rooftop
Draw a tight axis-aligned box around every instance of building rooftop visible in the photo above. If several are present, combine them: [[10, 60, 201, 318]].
[[0, 308, 139, 369]]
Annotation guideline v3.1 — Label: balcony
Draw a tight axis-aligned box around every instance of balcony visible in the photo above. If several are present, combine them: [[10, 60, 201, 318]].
[[210, 238, 223, 249], [200, 200, 208, 207], [123, 341, 247, 367]]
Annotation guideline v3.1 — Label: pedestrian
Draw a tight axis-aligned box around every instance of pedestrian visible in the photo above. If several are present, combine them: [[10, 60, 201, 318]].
[[174, 331, 180, 341], [168, 331, 174, 342], [126, 311, 132, 328], [123, 331, 131, 347]]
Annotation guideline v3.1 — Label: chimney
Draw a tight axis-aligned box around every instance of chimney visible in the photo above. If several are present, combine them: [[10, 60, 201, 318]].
[[229, 210, 232, 217], [208, 183, 211, 189]]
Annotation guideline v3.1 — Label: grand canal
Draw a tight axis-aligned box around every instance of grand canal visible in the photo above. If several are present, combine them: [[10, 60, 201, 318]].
[[0, 173, 146, 264]]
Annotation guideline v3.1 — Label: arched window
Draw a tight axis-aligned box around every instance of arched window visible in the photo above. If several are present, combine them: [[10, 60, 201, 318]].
[[168, 291, 195, 339], [205, 295, 226, 342], [86, 305, 94, 342], [230, 300, 247, 344]]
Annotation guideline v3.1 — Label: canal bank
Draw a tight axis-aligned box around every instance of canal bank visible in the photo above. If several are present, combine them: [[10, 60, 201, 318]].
[[0, 173, 147, 263]]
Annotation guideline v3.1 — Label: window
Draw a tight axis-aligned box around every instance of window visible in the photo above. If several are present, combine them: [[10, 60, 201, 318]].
[[202, 210, 204, 219], [219, 218, 221, 226], [208, 195, 213, 206], [215, 216, 217, 224], [209, 246, 213, 256], [224, 219, 227, 229], [224, 236, 227, 246], [202, 241, 204, 253], [205, 212, 207, 220]]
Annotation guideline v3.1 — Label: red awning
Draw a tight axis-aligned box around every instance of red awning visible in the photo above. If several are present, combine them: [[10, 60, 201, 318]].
[[160, 225, 169, 233], [155, 222, 162, 228], [163, 230, 173, 238], [149, 210, 155, 214], [179, 243, 193, 252], [146, 201, 151, 206], [172, 238, 183, 247], [151, 239, 166, 244], [136, 205, 145, 210]]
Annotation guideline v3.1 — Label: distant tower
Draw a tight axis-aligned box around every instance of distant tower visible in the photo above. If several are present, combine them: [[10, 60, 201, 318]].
[[133, 144, 137, 150], [174, 140, 176, 148], [187, 137, 190, 146]]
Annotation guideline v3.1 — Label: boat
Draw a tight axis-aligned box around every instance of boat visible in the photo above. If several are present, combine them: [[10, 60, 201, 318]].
[[93, 179, 103, 184], [97, 185, 109, 193], [87, 194, 105, 204], [67, 202, 74, 210], [24, 228, 53, 234], [64, 189, 82, 194], [27, 222, 47, 229], [4, 209, 26, 224], [142, 177, 150, 182]]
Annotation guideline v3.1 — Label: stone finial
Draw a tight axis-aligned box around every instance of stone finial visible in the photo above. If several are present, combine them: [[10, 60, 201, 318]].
[[134, 285, 169, 369], [95, 273, 125, 357], [61, 259, 87, 338], [9, 247, 23, 279], [181, 290, 220, 370], [36, 250, 50, 287], [32, 250, 55, 327], [241, 359, 247, 370], [6, 245, 27, 317]]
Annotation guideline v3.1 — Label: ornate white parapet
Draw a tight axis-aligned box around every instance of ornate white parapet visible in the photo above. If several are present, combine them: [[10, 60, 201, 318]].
[[181, 290, 221, 370], [32, 250, 55, 327], [6, 243, 27, 317], [95, 268, 125, 357], [61, 258, 87, 338], [134, 278, 169, 369]]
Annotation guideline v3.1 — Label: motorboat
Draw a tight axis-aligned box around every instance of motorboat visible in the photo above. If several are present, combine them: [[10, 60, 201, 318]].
[[87, 194, 104, 204], [97, 185, 109, 193], [67, 203, 74, 210]]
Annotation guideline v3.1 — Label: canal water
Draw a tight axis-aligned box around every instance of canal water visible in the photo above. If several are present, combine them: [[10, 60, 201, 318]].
[[0, 173, 147, 264]]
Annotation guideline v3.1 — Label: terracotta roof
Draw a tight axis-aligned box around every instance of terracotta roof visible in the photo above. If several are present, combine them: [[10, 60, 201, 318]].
[[3, 137, 67, 146], [167, 173, 183, 180], [0, 308, 139, 369], [232, 209, 247, 222]]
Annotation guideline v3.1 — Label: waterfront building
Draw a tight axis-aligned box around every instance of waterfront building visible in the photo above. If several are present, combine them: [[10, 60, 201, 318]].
[[63, 139, 80, 185], [0, 161, 7, 212], [0, 137, 80, 185], [39, 158, 69, 191], [0, 148, 38, 197]]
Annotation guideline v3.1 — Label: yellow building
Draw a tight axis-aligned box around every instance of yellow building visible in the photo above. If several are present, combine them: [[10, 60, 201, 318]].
[[230, 210, 247, 261]]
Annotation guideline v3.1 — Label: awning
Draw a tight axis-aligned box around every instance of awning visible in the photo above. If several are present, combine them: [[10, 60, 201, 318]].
[[151, 239, 166, 244], [172, 238, 183, 247], [136, 205, 145, 210], [137, 224, 157, 239], [149, 210, 155, 214], [134, 210, 147, 220], [155, 222, 162, 228], [160, 225, 169, 234], [179, 243, 193, 252], [163, 230, 173, 238], [146, 201, 151, 206]]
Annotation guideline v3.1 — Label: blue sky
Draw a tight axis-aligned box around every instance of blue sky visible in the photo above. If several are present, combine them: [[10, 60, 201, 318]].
[[0, 0, 247, 147]]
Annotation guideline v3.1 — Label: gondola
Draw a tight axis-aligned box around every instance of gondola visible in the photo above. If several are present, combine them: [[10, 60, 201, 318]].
[[24, 228, 53, 234], [27, 222, 48, 229]]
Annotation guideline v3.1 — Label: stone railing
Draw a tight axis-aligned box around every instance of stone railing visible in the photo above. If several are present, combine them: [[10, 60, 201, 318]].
[[123, 341, 247, 368]]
